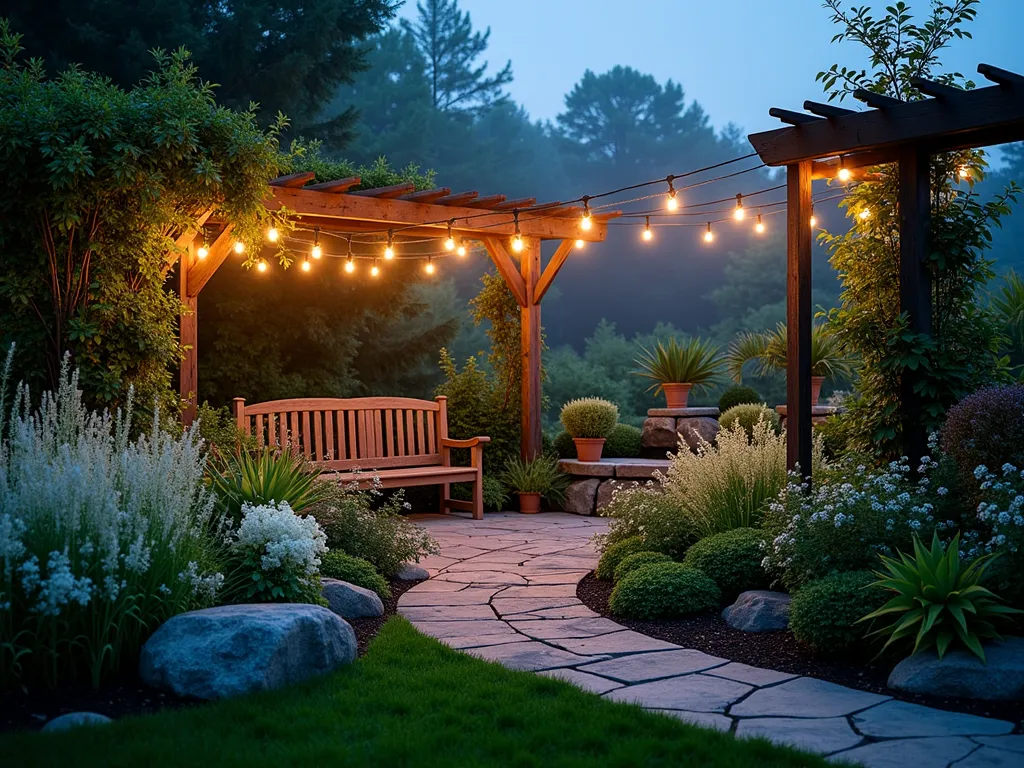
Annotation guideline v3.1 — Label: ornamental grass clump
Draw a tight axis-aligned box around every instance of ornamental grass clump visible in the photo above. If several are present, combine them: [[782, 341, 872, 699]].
[[559, 398, 618, 439], [0, 350, 224, 689], [661, 416, 802, 537], [500, 455, 570, 502], [862, 532, 1022, 662]]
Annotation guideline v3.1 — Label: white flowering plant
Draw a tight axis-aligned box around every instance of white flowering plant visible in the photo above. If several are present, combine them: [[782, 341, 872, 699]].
[[597, 482, 697, 561], [959, 462, 1024, 602], [222, 501, 328, 604], [0, 348, 224, 689], [762, 456, 939, 591]]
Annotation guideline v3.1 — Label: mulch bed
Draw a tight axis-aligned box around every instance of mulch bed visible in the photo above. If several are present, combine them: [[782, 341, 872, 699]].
[[578, 572, 1024, 729], [0, 577, 422, 734]]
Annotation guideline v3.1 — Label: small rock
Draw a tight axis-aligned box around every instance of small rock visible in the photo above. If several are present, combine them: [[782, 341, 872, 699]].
[[321, 578, 385, 618], [595, 480, 641, 511], [41, 712, 113, 732], [677, 417, 719, 452], [140, 603, 356, 700], [641, 417, 677, 449], [395, 562, 429, 580], [562, 478, 600, 516], [888, 637, 1024, 700], [722, 590, 792, 633]]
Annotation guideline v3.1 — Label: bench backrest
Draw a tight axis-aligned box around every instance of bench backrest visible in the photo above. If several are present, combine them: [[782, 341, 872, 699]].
[[232, 396, 448, 471]]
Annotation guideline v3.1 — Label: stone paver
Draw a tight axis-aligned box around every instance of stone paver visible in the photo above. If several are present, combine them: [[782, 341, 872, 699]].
[[398, 512, 1018, 768]]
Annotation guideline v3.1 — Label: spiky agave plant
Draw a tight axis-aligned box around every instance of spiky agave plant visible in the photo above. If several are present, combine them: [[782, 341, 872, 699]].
[[634, 337, 724, 393], [210, 447, 327, 522], [860, 532, 1022, 662], [499, 454, 570, 503]]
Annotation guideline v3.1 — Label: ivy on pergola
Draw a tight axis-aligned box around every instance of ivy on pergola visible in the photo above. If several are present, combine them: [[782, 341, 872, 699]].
[[747, 62, 1024, 476], [174, 173, 619, 458]]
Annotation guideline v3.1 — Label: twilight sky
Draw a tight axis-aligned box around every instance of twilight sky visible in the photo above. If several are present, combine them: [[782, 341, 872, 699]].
[[396, 0, 1024, 143]]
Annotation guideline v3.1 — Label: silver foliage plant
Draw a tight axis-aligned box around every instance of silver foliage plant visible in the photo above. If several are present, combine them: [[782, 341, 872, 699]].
[[0, 346, 224, 688]]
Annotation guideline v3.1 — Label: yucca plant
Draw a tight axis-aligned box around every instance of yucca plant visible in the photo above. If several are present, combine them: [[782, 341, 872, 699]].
[[634, 337, 724, 392], [860, 532, 1022, 662], [500, 454, 571, 503], [728, 323, 855, 382], [210, 448, 327, 522]]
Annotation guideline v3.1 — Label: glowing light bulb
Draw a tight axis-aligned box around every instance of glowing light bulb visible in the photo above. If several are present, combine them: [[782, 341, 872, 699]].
[[257, 258, 267, 272], [958, 166, 970, 179], [580, 212, 592, 231], [574, 238, 585, 249], [456, 241, 467, 257], [511, 234, 524, 252], [425, 258, 435, 275], [703, 223, 714, 243], [384, 229, 395, 260], [197, 244, 209, 259], [345, 257, 355, 274], [233, 241, 245, 254], [755, 214, 765, 234], [266, 226, 279, 242], [733, 194, 745, 221], [837, 167, 852, 182], [810, 207, 817, 228], [666, 192, 679, 212], [859, 208, 871, 220], [370, 259, 380, 277], [445, 221, 456, 251], [301, 258, 311, 272], [311, 244, 322, 259], [642, 217, 653, 242]]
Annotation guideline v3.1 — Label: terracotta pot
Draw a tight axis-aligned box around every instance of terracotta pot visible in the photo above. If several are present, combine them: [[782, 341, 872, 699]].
[[573, 437, 606, 462], [811, 376, 826, 406], [661, 383, 693, 409], [518, 492, 541, 515]]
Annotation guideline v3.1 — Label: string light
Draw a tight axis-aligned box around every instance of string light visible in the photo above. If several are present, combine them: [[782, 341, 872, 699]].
[[574, 238, 585, 249], [266, 226, 279, 243], [733, 193, 745, 221], [445, 220, 456, 251], [312, 227, 322, 259], [425, 256, 436, 275], [457, 239, 467, 257], [256, 257, 268, 273], [370, 258, 380, 277], [580, 198, 593, 231], [755, 213, 765, 234], [810, 206, 817, 228], [703, 222, 714, 243], [511, 210, 524, 252], [301, 256, 311, 272], [345, 255, 356, 274], [384, 229, 395, 260], [666, 176, 679, 211], [233, 241, 245, 255], [196, 233, 208, 260], [837, 156, 852, 182], [642, 216, 653, 241]]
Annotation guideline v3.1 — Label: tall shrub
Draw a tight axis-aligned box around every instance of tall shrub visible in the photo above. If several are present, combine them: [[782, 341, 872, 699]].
[[817, 0, 1017, 456]]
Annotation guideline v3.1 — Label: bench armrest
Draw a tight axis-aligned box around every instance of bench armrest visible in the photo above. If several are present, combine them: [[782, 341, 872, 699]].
[[441, 436, 491, 449]]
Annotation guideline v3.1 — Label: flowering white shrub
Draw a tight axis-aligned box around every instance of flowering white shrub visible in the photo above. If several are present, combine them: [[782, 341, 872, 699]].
[[966, 463, 1024, 557], [0, 348, 222, 688], [598, 482, 697, 560], [224, 501, 327, 603], [762, 456, 937, 590]]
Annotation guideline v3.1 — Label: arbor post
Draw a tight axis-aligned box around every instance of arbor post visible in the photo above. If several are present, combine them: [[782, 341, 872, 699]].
[[520, 238, 543, 460], [178, 240, 199, 426], [786, 161, 813, 479], [898, 145, 932, 466]]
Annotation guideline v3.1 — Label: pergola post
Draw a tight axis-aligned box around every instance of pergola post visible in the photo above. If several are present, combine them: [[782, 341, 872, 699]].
[[520, 237, 543, 460], [178, 240, 199, 426], [898, 145, 932, 466], [786, 161, 813, 479]]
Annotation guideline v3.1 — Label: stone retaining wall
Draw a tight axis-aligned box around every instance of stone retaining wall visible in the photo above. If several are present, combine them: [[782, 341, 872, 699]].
[[640, 407, 720, 457], [559, 459, 669, 516]]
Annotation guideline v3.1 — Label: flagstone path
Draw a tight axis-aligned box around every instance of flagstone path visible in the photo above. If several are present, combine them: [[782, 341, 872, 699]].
[[398, 512, 1021, 768]]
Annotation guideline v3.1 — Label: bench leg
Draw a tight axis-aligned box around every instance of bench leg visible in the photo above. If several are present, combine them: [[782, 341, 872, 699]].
[[439, 482, 450, 514]]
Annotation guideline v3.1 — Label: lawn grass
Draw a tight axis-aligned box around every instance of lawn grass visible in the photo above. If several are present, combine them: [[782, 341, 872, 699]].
[[3, 618, 827, 767]]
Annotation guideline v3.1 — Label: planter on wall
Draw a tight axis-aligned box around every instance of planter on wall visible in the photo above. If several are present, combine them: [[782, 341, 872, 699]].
[[517, 492, 541, 514], [811, 376, 826, 406], [573, 438, 606, 462], [661, 383, 693, 409]]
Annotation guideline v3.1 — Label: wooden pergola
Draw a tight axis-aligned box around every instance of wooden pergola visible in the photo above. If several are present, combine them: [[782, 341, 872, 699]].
[[175, 173, 618, 458], [747, 63, 1024, 475]]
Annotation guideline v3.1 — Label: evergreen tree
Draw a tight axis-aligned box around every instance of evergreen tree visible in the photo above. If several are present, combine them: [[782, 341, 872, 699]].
[[401, 0, 512, 114]]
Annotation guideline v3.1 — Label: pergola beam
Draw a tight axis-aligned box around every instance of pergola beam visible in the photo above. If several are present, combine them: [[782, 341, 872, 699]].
[[534, 240, 577, 305], [185, 224, 235, 298], [803, 100, 858, 119], [481, 238, 528, 308]]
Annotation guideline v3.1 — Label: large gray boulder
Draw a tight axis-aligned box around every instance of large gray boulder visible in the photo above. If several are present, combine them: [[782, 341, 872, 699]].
[[395, 562, 429, 581], [722, 590, 792, 632], [42, 712, 113, 732], [888, 637, 1024, 700], [140, 604, 356, 700], [677, 417, 719, 452], [641, 417, 678, 449], [321, 578, 384, 618], [563, 478, 600, 516], [596, 480, 641, 512]]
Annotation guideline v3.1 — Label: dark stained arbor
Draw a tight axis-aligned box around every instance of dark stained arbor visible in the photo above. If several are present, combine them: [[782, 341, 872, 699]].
[[174, 178, 618, 460], [748, 63, 1024, 475]]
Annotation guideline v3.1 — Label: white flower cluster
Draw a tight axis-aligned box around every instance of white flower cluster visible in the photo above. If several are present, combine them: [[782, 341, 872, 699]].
[[231, 501, 327, 579], [966, 463, 1024, 558]]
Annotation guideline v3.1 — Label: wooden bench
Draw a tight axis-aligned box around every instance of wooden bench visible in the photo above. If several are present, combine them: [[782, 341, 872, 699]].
[[232, 395, 490, 519]]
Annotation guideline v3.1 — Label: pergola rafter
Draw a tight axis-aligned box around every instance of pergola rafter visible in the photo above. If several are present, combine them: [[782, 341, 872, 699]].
[[174, 174, 618, 460], [747, 63, 1024, 476]]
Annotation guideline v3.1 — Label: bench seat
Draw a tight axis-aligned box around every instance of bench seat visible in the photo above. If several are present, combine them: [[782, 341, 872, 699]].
[[320, 465, 479, 487]]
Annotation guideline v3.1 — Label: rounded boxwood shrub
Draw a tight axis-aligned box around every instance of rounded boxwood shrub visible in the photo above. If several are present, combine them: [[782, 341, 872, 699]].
[[788, 570, 887, 656], [610, 563, 721, 619], [553, 430, 576, 458], [681, 528, 768, 600], [604, 423, 643, 458], [320, 551, 391, 599], [560, 397, 619, 439], [719, 384, 761, 413], [613, 551, 672, 582], [595, 535, 645, 580], [720, 403, 781, 439], [941, 385, 1024, 480]]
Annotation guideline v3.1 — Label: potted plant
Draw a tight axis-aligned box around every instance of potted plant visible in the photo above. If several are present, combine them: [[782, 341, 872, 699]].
[[727, 323, 854, 406], [500, 455, 570, 514], [559, 397, 619, 461], [634, 337, 724, 408]]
